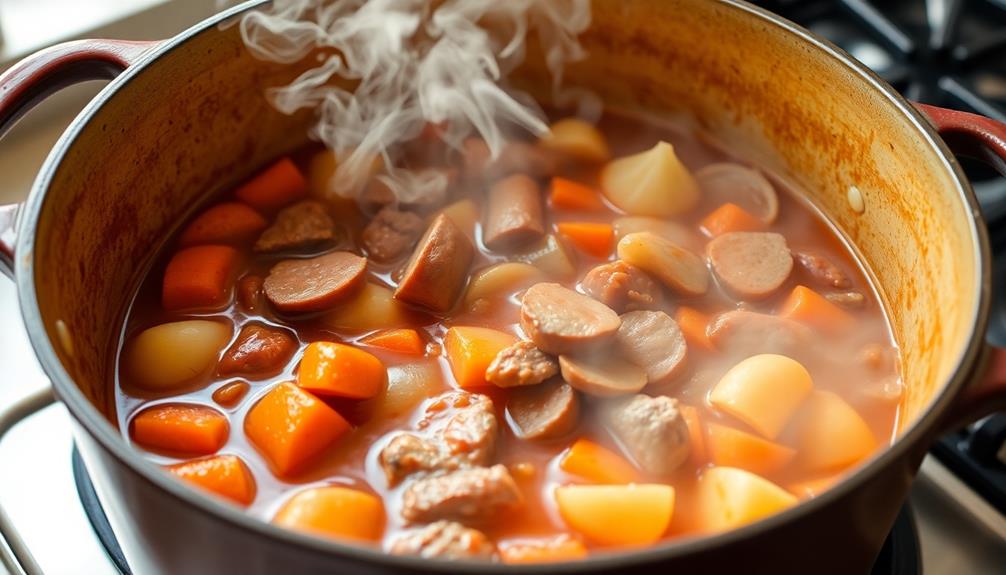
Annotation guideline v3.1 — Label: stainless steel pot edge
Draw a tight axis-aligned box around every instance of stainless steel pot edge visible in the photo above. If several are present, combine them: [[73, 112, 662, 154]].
[[9, 0, 992, 572]]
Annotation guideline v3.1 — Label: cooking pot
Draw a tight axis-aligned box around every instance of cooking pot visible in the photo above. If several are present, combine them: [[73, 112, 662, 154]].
[[1, 1, 1006, 573]]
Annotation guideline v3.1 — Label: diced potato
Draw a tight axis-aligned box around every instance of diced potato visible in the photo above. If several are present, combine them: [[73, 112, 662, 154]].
[[559, 438, 641, 484], [790, 391, 877, 472], [273, 486, 384, 542], [308, 149, 339, 199], [365, 362, 443, 419], [464, 262, 544, 307], [538, 118, 610, 163], [126, 320, 232, 391], [323, 283, 413, 332], [613, 216, 700, 250], [709, 354, 813, 439], [436, 198, 479, 240], [513, 234, 577, 280], [444, 326, 517, 389], [601, 141, 699, 217], [617, 231, 708, 296], [705, 423, 796, 475], [697, 466, 797, 532], [555, 484, 674, 546]]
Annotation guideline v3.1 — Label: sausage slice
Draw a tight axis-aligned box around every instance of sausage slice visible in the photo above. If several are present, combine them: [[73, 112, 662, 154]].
[[263, 251, 367, 313], [616, 311, 687, 387], [708, 232, 792, 299], [483, 175, 545, 251], [395, 214, 474, 312], [506, 380, 579, 440], [793, 250, 851, 289], [602, 394, 690, 475], [520, 283, 621, 355], [707, 310, 812, 357], [486, 340, 558, 388], [558, 353, 647, 397], [580, 260, 663, 313], [695, 163, 779, 223]]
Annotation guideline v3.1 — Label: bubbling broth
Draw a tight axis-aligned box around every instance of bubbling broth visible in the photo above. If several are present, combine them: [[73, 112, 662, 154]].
[[114, 109, 901, 562]]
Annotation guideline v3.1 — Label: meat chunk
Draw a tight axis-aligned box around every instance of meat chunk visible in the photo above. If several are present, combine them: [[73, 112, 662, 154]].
[[707, 232, 793, 299], [390, 521, 495, 560], [707, 310, 812, 358], [361, 207, 425, 262], [580, 260, 663, 313], [217, 324, 297, 378], [558, 353, 647, 397], [520, 283, 621, 355], [263, 251, 368, 313], [793, 250, 851, 289], [482, 175, 545, 251], [616, 311, 687, 387], [401, 464, 523, 524], [395, 214, 474, 312], [253, 200, 335, 253], [380, 434, 449, 487], [603, 394, 690, 475], [506, 380, 579, 440], [441, 392, 498, 466], [485, 341, 558, 388]]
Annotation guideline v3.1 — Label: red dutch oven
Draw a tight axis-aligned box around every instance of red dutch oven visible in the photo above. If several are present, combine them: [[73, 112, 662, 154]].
[[2, 1, 1006, 573]]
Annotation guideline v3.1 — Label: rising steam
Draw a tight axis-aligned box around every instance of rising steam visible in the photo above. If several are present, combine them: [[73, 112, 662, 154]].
[[228, 0, 591, 202]]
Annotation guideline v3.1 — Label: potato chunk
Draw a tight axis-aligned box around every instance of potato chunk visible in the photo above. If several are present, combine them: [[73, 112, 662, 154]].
[[617, 232, 708, 296], [273, 486, 384, 542], [697, 466, 797, 532], [126, 320, 232, 391], [464, 263, 544, 307], [538, 118, 610, 163], [601, 141, 699, 216], [790, 391, 878, 472], [709, 354, 813, 439], [323, 283, 414, 332], [555, 484, 674, 546]]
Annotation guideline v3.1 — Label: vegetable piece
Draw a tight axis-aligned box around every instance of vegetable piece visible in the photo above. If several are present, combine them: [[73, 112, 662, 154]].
[[555, 484, 674, 546], [778, 285, 855, 334], [364, 363, 443, 419], [162, 245, 239, 311], [443, 326, 517, 389], [601, 141, 699, 217], [549, 177, 605, 212], [436, 198, 479, 240], [707, 310, 812, 358], [538, 118, 610, 163], [789, 390, 877, 472], [697, 466, 797, 532], [273, 486, 384, 542], [520, 283, 621, 355], [307, 149, 339, 199], [613, 216, 700, 251], [177, 202, 268, 248], [212, 381, 250, 408], [679, 405, 707, 463], [360, 328, 425, 355], [699, 203, 766, 237], [132, 404, 229, 455], [126, 320, 232, 391], [395, 214, 474, 313], [167, 454, 256, 506], [234, 157, 308, 213], [324, 283, 415, 332], [695, 163, 779, 223], [499, 535, 588, 564], [674, 307, 714, 352], [244, 382, 351, 476], [513, 234, 578, 280], [263, 251, 368, 314], [709, 354, 813, 439], [558, 354, 647, 397], [559, 438, 641, 484], [297, 342, 386, 400], [556, 222, 614, 259], [617, 232, 708, 296], [705, 423, 796, 475], [463, 263, 544, 307]]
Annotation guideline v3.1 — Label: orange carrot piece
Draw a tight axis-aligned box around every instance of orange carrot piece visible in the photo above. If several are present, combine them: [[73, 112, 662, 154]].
[[132, 404, 229, 455], [559, 438, 641, 484], [705, 422, 796, 475], [212, 381, 250, 408], [234, 157, 308, 213], [273, 486, 384, 542], [500, 535, 588, 564], [556, 222, 614, 258], [787, 474, 842, 499], [778, 285, 855, 334], [359, 328, 425, 355], [244, 382, 351, 476], [167, 454, 256, 506], [297, 342, 386, 399], [674, 306, 714, 351], [177, 202, 267, 247], [549, 177, 605, 212], [443, 326, 517, 389], [700, 203, 766, 236], [680, 405, 707, 464], [162, 245, 239, 311]]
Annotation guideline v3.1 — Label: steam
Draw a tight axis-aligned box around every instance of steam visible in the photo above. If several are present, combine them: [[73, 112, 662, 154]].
[[228, 0, 591, 201]]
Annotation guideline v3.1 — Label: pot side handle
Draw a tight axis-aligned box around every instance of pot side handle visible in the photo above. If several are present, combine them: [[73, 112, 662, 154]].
[[0, 39, 162, 280]]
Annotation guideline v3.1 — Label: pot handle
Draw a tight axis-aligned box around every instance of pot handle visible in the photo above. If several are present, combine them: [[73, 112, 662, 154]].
[[915, 103, 1006, 426], [0, 39, 161, 280]]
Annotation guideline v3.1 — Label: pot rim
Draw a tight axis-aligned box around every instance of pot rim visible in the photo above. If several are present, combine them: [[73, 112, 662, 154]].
[[12, 0, 992, 571]]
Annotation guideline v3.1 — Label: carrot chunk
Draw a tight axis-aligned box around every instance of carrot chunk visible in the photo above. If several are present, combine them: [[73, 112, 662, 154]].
[[778, 285, 855, 334], [556, 222, 614, 258], [359, 328, 425, 355], [549, 177, 605, 212], [700, 203, 766, 236], [132, 404, 229, 455], [679, 405, 707, 464], [177, 202, 267, 247], [559, 438, 640, 484], [162, 245, 239, 311], [705, 422, 796, 475], [234, 157, 308, 213], [244, 382, 351, 476], [273, 486, 384, 542], [167, 454, 256, 506], [674, 306, 714, 351], [443, 326, 517, 389], [500, 535, 588, 564], [297, 342, 386, 400]]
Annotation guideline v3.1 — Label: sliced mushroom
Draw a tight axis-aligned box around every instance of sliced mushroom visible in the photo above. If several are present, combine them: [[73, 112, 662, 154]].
[[558, 353, 647, 397], [708, 232, 792, 300], [695, 163, 779, 223], [520, 283, 621, 355], [506, 380, 579, 440], [616, 311, 688, 387], [617, 231, 709, 296]]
